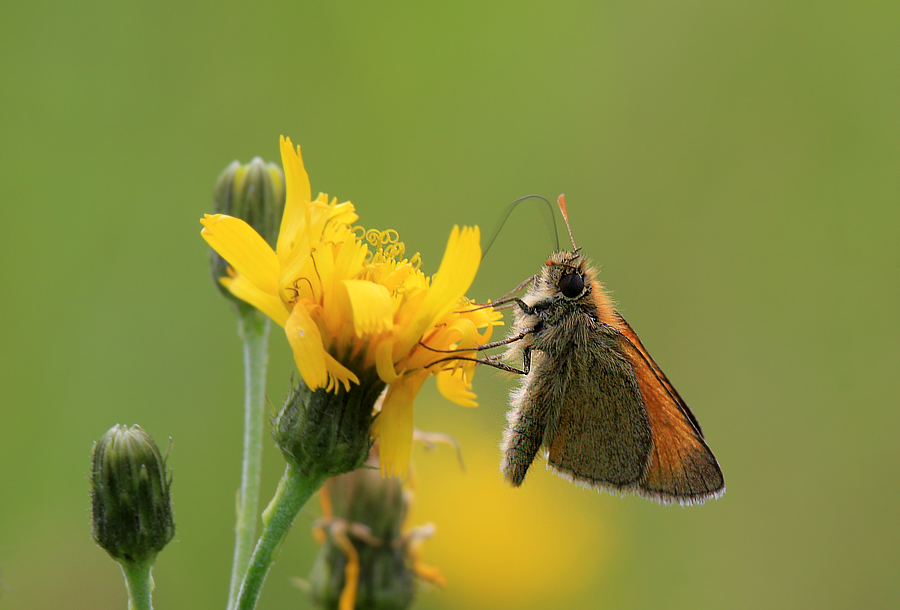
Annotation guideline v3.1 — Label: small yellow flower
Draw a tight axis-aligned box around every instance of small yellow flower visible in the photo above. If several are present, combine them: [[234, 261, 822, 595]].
[[201, 137, 500, 477]]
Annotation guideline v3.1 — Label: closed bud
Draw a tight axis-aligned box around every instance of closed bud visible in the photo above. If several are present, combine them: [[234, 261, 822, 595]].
[[272, 376, 385, 479], [90, 424, 175, 566], [210, 157, 285, 300]]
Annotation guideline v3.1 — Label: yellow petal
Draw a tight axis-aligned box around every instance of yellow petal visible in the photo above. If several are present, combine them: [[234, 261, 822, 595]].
[[331, 524, 361, 610], [342, 280, 393, 336], [223, 274, 290, 327], [435, 365, 478, 407], [322, 351, 360, 392], [332, 233, 369, 285], [330, 201, 358, 225], [277, 136, 312, 260], [405, 324, 462, 371], [425, 226, 482, 321], [307, 194, 338, 245], [278, 241, 315, 303], [284, 304, 328, 390], [446, 316, 480, 345], [394, 226, 481, 358], [201, 215, 280, 296], [378, 263, 416, 294], [375, 340, 401, 383], [373, 372, 428, 478]]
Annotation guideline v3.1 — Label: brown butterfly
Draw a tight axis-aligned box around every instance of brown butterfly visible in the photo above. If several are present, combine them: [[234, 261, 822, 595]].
[[498, 196, 724, 505]]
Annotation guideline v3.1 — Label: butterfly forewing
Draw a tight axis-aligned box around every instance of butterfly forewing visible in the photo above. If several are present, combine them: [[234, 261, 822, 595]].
[[610, 316, 725, 503]]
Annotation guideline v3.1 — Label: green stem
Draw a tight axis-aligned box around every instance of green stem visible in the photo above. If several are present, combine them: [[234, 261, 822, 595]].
[[236, 465, 327, 610], [121, 560, 154, 610], [228, 307, 271, 610]]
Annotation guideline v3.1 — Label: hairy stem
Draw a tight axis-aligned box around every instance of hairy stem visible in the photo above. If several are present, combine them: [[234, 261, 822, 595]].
[[236, 465, 327, 610], [121, 560, 154, 610], [227, 307, 271, 610]]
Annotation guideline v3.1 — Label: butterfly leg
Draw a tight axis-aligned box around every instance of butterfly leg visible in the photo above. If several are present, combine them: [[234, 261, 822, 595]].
[[461, 275, 537, 311]]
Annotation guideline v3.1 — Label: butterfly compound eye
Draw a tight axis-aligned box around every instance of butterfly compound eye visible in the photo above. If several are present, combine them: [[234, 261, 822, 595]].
[[558, 273, 584, 298]]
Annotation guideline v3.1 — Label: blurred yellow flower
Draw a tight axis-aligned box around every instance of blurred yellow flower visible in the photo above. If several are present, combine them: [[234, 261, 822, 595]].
[[309, 441, 446, 610], [201, 136, 500, 476]]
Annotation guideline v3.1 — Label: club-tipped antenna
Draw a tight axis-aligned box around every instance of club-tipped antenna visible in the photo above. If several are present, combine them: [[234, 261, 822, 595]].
[[481, 194, 560, 260], [557, 194, 577, 250]]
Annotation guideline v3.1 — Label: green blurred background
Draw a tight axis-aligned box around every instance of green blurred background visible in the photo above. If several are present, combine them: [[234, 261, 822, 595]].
[[2, 2, 898, 609]]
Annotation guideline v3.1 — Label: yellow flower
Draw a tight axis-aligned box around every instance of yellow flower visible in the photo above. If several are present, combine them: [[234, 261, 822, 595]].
[[201, 137, 500, 477]]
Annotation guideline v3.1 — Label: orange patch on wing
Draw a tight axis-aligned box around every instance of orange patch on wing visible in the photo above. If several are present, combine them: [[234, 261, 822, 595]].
[[613, 312, 724, 499], [612, 312, 699, 432]]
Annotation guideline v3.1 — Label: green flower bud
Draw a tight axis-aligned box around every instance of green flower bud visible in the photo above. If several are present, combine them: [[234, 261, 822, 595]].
[[272, 375, 385, 480], [90, 424, 175, 566], [311, 531, 416, 610], [310, 469, 415, 610], [308, 447, 442, 610], [210, 157, 285, 300], [327, 456, 407, 541]]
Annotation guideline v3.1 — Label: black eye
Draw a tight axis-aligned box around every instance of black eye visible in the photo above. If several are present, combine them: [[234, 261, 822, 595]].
[[558, 273, 584, 298]]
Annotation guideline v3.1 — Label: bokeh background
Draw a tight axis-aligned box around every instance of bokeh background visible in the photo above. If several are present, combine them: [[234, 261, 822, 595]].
[[2, 2, 898, 609]]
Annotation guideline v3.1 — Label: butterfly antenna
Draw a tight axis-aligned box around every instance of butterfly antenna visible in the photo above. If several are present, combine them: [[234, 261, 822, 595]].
[[482, 194, 560, 260], [557, 194, 577, 250]]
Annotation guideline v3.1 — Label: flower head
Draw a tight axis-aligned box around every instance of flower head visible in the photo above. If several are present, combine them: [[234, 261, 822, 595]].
[[201, 137, 500, 476]]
